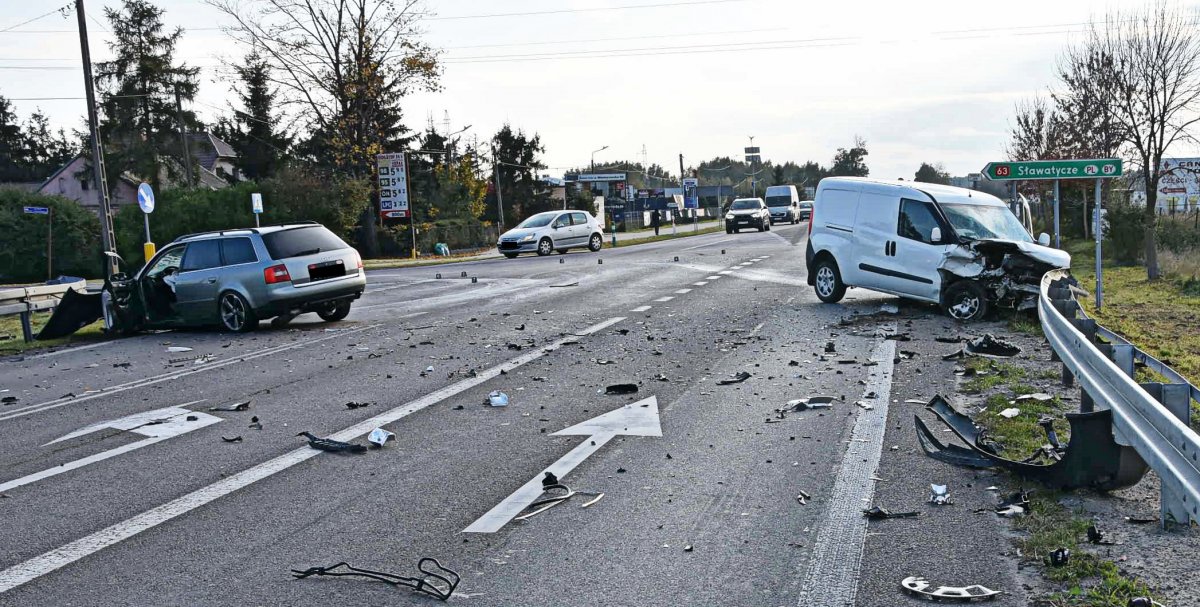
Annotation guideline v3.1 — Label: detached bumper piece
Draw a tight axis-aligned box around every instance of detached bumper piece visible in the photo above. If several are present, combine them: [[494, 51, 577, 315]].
[[291, 558, 460, 601], [914, 395, 1148, 491], [36, 288, 103, 340], [900, 576, 1000, 602]]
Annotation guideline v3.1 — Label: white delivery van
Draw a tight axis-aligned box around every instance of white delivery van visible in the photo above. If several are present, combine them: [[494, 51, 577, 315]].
[[804, 177, 1069, 320], [763, 185, 802, 224]]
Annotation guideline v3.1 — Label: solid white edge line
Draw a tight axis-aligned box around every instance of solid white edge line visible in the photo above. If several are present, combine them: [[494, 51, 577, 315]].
[[0, 316, 626, 595], [22, 340, 115, 360]]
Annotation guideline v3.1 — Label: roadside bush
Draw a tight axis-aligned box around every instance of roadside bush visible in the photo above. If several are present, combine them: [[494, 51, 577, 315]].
[[113, 167, 370, 267], [0, 190, 101, 282], [1102, 200, 1146, 265], [377, 218, 498, 257], [1156, 212, 1200, 254]]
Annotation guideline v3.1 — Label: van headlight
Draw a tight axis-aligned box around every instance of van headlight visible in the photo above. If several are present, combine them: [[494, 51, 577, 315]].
[[725, 213, 734, 220], [519, 234, 535, 242]]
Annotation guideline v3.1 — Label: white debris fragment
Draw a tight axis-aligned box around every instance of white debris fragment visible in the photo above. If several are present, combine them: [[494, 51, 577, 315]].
[[166, 346, 193, 353], [367, 428, 395, 447], [929, 484, 951, 505], [488, 391, 509, 407], [999, 408, 1021, 418]]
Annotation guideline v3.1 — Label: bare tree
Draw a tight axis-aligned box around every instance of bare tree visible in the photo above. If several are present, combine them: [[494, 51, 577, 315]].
[[1089, 2, 1200, 278], [1006, 95, 1063, 162], [208, 0, 440, 254]]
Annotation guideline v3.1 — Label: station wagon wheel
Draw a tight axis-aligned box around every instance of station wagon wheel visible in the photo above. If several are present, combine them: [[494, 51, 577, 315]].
[[943, 281, 989, 321], [537, 238, 553, 256], [813, 258, 846, 303], [219, 291, 258, 333], [316, 300, 352, 322], [589, 233, 603, 252]]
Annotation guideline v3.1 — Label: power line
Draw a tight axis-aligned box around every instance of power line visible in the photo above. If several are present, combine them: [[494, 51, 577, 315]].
[[444, 35, 859, 62], [443, 27, 784, 50], [429, 0, 749, 21], [0, 4, 72, 34]]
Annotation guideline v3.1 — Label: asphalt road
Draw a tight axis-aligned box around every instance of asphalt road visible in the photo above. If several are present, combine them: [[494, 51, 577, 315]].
[[0, 223, 1015, 606]]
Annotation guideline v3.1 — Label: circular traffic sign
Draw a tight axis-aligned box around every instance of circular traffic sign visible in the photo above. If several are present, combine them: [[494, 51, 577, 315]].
[[137, 183, 155, 214]]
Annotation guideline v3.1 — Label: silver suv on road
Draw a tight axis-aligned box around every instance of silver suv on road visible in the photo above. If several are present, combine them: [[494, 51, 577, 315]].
[[106, 222, 366, 333]]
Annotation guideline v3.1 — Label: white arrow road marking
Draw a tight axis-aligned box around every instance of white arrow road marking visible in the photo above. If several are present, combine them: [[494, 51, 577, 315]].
[[0, 403, 216, 494], [0, 316, 626, 596], [463, 396, 663, 534]]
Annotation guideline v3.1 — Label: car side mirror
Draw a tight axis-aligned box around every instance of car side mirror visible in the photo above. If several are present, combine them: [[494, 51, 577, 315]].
[[930, 227, 942, 243], [1038, 232, 1051, 246]]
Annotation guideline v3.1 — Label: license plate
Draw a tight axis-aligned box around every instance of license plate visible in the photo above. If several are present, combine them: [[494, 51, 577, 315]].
[[309, 260, 346, 281]]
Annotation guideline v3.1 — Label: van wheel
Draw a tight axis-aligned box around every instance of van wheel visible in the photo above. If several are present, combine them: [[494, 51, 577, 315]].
[[537, 238, 553, 256], [943, 281, 989, 321], [813, 258, 846, 303]]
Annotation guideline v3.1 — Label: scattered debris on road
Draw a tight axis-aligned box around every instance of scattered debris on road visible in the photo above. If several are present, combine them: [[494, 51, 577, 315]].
[[716, 371, 751, 385], [209, 400, 251, 412], [488, 391, 510, 406], [964, 334, 1022, 358], [368, 428, 395, 447], [604, 384, 639, 395], [165, 346, 193, 353], [929, 484, 952, 505], [345, 401, 370, 409], [248, 416, 262, 430], [998, 408, 1020, 418], [900, 576, 1001, 602], [862, 506, 920, 520], [298, 431, 367, 454], [1048, 548, 1070, 567], [291, 559, 460, 601], [796, 489, 811, 505], [220, 436, 243, 443]]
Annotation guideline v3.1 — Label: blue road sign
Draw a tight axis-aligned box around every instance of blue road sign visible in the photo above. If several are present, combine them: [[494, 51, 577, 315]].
[[23, 206, 49, 215], [137, 182, 155, 213]]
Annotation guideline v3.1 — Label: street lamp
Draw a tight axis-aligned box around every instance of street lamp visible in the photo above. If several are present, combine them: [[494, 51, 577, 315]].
[[584, 145, 609, 211]]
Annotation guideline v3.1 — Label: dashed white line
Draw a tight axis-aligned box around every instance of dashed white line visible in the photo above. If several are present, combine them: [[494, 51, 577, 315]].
[[675, 289, 692, 294], [0, 316, 628, 596], [653, 296, 674, 303], [630, 305, 652, 312], [693, 282, 708, 286], [706, 276, 721, 280], [718, 270, 734, 275]]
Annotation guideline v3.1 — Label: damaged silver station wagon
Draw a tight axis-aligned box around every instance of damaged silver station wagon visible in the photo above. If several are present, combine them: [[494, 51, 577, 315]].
[[805, 177, 1070, 321]]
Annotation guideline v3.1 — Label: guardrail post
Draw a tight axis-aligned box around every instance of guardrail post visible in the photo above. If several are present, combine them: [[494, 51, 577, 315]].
[[1140, 382, 1195, 527], [19, 310, 34, 343]]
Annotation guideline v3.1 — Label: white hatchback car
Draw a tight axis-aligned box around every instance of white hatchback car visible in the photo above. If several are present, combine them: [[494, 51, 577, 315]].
[[498, 210, 605, 258]]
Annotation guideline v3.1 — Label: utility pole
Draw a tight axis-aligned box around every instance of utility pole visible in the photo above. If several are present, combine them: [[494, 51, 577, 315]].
[[679, 153, 687, 225], [492, 146, 505, 230], [76, 0, 117, 278], [174, 83, 194, 187]]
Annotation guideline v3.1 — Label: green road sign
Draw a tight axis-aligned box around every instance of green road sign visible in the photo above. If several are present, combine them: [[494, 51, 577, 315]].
[[982, 158, 1123, 181]]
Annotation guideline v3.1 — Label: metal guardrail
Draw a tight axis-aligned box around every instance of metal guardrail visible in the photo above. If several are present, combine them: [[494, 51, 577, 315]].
[[0, 280, 87, 343], [1040, 269, 1200, 526]]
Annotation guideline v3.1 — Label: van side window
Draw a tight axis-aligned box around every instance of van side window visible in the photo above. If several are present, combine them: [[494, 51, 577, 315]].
[[897, 199, 943, 244]]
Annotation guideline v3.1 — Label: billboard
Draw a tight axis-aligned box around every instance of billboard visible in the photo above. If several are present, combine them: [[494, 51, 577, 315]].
[[576, 173, 627, 182], [377, 153, 409, 219], [1156, 158, 1200, 214], [682, 178, 699, 209]]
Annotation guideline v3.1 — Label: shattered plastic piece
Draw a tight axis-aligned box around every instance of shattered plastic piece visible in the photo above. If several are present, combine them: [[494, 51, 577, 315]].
[[488, 391, 510, 407], [298, 431, 367, 454], [1128, 598, 1166, 607], [291, 559, 459, 602], [605, 384, 639, 395], [999, 408, 1020, 418], [995, 505, 1026, 518], [1014, 393, 1054, 403], [248, 416, 263, 430], [900, 576, 1000, 602], [1048, 548, 1070, 567], [879, 303, 899, 314], [716, 371, 751, 385], [542, 472, 559, 488], [929, 484, 951, 505], [855, 401, 875, 411], [166, 346, 193, 353], [785, 396, 835, 412], [345, 401, 370, 409], [368, 428, 396, 447], [1086, 524, 1115, 545], [863, 506, 920, 520], [209, 400, 251, 412], [221, 436, 243, 443], [1125, 516, 1156, 525], [964, 334, 1021, 357]]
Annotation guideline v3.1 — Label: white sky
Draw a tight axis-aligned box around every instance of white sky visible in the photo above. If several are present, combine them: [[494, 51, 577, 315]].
[[0, 0, 1177, 181]]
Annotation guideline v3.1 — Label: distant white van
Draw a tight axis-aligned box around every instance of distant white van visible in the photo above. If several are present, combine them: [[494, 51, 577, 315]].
[[804, 177, 1069, 320], [764, 185, 802, 224]]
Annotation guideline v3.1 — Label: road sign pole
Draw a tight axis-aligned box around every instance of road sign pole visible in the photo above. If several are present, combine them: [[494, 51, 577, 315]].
[[1053, 180, 1061, 248], [1095, 178, 1104, 311], [47, 208, 53, 281]]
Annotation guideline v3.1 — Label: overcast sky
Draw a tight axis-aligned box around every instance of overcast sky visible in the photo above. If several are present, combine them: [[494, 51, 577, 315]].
[[1, 0, 1187, 181]]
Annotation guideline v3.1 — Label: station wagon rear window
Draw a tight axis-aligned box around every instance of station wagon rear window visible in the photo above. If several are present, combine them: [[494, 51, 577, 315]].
[[263, 227, 350, 260]]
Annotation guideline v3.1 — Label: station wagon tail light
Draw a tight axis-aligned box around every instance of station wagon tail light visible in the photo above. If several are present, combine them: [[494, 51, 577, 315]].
[[264, 264, 291, 284], [353, 253, 363, 270]]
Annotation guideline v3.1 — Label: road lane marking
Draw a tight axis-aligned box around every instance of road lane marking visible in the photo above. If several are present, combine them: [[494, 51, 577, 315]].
[[674, 289, 692, 294], [796, 339, 897, 605], [0, 325, 375, 423], [706, 275, 721, 280], [0, 403, 213, 494], [718, 270, 734, 275], [22, 340, 115, 360], [653, 297, 674, 302], [464, 396, 662, 533], [629, 306, 652, 312], [0, 316, 627, 595], [692, 282, 708, 286], [682, 238, 733, 251]]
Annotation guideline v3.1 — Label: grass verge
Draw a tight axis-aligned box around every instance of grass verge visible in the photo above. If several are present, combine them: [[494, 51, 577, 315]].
[[612, 224, 724, 247], [0, 311, 106, 356], [1064, 239, 1200, 426]]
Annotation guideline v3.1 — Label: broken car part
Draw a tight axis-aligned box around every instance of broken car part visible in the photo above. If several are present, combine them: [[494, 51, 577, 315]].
[[900, 576, 1001, 602], [937, 237, 1069, 317], [297, 431, 367, 454], [914, 395, 1148, 491], [604, 384, 639, 395], [716, 371, 751, 385], [487, 391, 509, 406], [368, 428, 395, 447], [209, 400, 251, 412], [862, 506, 919, 520], [1048, 548, 1070, 567], [291, 559, 460, 602], [929, 484, 951, 505], [964, 334, 1021, 357]]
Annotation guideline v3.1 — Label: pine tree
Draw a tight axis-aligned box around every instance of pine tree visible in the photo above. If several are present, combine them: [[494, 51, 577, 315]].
[[0, 93, 26, 182], [225, 50, 291, 180], [95, 0, 201, 190], [487, 125, 549, 225], [23, 111, 75, 177]]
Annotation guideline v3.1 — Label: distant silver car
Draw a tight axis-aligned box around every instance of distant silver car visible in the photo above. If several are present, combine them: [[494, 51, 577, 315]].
[[106, 222, 366, 333], [497, 210, 605, 258]]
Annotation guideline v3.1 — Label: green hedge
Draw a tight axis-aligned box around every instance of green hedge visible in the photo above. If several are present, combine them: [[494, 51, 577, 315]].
[[0, 189, 101, 282]]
